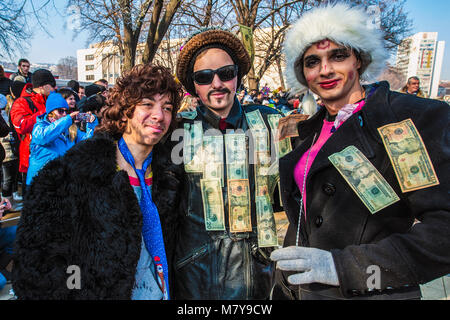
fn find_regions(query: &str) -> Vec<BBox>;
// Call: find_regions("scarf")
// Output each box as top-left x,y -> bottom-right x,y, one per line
118,137 -> 169,300
331,84 -> 378,133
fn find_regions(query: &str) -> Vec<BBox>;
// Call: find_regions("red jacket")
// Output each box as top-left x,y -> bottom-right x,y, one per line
10,84 -> 47,172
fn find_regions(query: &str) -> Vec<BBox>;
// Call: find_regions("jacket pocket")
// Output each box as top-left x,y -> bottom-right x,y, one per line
175,244 -> 208,270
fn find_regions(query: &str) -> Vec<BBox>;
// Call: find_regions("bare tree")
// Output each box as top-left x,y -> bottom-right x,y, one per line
0,0 -> 56,59
378,63 -> 406,91
230,0 -> 318,90
235,0 -> 412,90
68,0 -> 182,72
155,0 -> 234,70
350,0 -> 412,50
56,56 -> 78,80
0,1 -> 28,58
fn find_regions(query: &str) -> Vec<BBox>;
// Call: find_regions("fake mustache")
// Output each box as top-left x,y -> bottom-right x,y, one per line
207,88 -> 231,101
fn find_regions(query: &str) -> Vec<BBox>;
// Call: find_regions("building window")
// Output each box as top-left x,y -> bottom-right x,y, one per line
86,75 -> 95,81
85,54 -> 94,61
85,65 -> 94,71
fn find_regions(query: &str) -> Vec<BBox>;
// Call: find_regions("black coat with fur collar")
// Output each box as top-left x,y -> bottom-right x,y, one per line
12,133 -> 182,299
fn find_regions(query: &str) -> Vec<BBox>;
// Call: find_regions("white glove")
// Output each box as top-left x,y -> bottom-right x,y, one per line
270,246 -> 340,286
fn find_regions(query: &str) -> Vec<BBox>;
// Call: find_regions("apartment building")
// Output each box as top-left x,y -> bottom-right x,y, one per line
395,32 -> 445,98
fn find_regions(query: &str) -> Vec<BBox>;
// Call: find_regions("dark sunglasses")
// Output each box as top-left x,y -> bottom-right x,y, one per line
56,108 -> 67,114
192,65 -> 238,85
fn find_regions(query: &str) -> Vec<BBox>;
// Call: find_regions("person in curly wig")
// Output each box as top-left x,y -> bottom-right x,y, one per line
13,64 -> 184,300
96,63 -> 182,138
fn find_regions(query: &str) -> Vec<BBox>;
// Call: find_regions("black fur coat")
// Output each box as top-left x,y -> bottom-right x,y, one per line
12,133 -> 182,299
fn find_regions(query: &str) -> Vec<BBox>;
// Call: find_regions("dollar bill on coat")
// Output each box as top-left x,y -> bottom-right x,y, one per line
203,135 -> 224,186
225,133 -> 248,179
256,196 -> 278,247
329,145 -> 400,214
184,122 -> 203,173
377,119 -> 439,193
228,179 -> 252,232
200,178 -> 226,231
278,114 -> 309,141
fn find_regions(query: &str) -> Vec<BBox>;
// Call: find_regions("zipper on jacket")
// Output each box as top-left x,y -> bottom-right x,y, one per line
175,244 -> 208,270
245,240 -> 251,299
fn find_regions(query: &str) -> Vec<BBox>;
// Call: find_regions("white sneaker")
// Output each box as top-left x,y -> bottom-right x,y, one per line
12,192 -> 22,202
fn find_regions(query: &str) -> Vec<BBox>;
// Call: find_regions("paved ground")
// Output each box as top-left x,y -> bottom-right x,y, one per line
1,276 -> 449,300
1,211 -> 448,300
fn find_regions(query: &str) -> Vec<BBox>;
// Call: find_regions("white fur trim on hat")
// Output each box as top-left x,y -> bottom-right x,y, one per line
284,3 -> 389,91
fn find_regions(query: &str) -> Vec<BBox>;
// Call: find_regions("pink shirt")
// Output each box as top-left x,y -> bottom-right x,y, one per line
293,100 -> 365,218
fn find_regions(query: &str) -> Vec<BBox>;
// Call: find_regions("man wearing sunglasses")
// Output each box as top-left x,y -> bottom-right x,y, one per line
10,69 -> 56,192
173,28 -> 285,299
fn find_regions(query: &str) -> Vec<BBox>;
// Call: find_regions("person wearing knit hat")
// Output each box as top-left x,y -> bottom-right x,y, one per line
31,69 -> 56,93
85,83 -> 106,98
10,69 -> 55,186
173,27 -> 285,300
270,3 -> 450,300
26,92 -> 97,186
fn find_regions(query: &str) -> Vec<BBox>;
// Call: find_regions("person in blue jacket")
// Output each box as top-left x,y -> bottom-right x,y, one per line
26,92 -> 98,185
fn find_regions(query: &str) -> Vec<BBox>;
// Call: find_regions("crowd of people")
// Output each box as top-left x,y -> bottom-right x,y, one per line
0,65 -> 107,292
0,3 -> 448,301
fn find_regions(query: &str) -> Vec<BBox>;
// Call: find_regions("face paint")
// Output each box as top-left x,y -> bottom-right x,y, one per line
316,40 -> 331,50
348,71 -> 354,80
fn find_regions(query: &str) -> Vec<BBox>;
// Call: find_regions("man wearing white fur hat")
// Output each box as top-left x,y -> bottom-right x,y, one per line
270,3 -> 450,300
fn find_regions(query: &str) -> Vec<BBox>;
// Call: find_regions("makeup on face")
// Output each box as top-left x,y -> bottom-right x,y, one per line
316,39 -> 331,50
300,40 -> 363,110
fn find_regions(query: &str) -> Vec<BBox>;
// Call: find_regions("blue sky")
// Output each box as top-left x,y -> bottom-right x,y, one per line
13,0 -> 450,80
402,0 -> 450,79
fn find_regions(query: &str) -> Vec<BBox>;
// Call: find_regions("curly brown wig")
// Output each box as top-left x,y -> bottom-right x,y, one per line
96,63 -> 183,140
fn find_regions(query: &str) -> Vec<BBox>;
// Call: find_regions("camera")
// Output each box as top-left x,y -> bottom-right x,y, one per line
75,113 -> 92,122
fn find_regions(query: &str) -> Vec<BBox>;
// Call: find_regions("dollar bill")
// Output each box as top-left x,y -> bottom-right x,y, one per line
228,179 -> 252,232
267,114 -> 282,132
245,110 -> 267,132
225,133 -> 248,179
203,135 -> 224,186
377,119 -> 439,193
252,130 -> 269,152
255,175 -> 269,198
268,114 -> 292,158
278,114 -> 309,141
200,179 -> 226,231
184,122 -> 203,173
255,152 -> 271,176
278,139 -> 292,158
255,196 -> 278,247
329,146 -> 400,214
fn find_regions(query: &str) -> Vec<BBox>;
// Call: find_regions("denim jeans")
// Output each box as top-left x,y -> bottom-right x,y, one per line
0,225 -> 16,289
2,160 -> 19,197
0,225 -> 17,256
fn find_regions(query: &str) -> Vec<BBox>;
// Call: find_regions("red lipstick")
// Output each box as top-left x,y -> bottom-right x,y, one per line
319,79 -> 340,89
